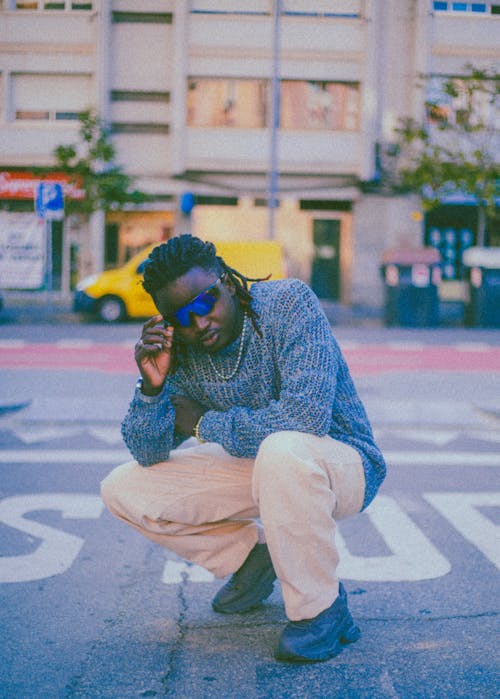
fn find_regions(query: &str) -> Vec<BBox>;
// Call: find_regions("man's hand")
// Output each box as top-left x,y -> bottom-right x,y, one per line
135,315 -> 174,395
171,395 -> 206,436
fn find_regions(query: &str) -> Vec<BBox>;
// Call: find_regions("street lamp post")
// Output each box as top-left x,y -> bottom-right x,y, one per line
268,0 -> 281,240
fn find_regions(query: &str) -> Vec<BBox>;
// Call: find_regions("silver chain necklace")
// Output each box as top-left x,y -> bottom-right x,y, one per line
205,314 -> 248,381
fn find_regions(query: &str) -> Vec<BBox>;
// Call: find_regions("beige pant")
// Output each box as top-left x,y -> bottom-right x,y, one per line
101,431 -> 365,620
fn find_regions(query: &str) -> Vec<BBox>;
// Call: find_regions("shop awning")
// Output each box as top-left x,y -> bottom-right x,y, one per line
173,170 -> 359,197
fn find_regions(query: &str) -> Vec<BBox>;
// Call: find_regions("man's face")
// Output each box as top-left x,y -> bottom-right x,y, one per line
154,266 -> 242,353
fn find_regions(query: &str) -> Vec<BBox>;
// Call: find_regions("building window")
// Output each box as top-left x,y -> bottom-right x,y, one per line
190,0 -> 269,14
187,79 -> 268,128
111,90 -> 170,103
281,81 -> 360,131
282,0 -> 361,18
12,73 -> 92,121
190,1 -> 361,17
432,1 -> 499,12
426,75 -> 499,130
111,11 -> 172,23
187,78 -> 360,131
111,123 -> 169,134
14,1 -> 92,9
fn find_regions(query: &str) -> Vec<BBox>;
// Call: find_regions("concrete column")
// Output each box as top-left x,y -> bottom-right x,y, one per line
93,0 -> 111,274
351,194 -> 422,307
412,0 -> 432,120
359,0 -> 381,180
88,209 -> 105,274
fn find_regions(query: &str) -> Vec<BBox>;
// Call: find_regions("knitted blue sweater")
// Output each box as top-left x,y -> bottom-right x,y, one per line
122,279 -> 386,509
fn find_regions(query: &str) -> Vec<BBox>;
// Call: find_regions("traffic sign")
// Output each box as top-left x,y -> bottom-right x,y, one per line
35,182 -> 64,220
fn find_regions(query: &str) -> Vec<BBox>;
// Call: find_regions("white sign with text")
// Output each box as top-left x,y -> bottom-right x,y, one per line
0,212 -> 45,289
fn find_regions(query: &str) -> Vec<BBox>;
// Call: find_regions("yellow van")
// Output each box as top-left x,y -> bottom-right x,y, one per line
74,239 -> 287,322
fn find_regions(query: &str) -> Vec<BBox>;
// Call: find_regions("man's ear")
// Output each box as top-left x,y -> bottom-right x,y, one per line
223,273 -> 237,296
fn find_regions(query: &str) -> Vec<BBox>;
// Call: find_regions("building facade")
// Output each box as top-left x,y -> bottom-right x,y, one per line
0,0 -> 499,303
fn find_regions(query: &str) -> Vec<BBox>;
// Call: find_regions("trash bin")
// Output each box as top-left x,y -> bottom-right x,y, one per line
462,246 -> 500,328
380,246 -> 441,327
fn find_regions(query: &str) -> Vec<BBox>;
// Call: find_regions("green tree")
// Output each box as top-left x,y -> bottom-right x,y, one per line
388,64 -> 500,247
53,109 -> 148,215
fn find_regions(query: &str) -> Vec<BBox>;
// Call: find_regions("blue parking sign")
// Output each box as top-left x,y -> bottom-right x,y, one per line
35,182 -> 65,220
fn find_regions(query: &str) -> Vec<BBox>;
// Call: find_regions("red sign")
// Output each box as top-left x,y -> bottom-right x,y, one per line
0,171 -> 85,200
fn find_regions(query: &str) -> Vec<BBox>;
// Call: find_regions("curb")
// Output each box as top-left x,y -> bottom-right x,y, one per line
0,292 -> 480,329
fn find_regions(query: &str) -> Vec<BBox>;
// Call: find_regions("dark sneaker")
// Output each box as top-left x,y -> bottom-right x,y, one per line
212,543 -> 277,614
275,582 -> 361,663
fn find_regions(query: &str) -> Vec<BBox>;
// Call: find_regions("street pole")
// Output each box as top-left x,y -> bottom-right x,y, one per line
268,0 -> 281,240
45,219 -> 52,314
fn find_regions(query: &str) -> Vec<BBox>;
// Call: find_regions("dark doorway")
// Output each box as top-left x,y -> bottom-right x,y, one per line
310,219 -> 341,300
105,222 -> 120,268
51,220 -> 64,291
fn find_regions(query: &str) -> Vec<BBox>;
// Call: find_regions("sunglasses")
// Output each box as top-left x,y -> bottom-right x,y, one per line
165,274 -> 225,327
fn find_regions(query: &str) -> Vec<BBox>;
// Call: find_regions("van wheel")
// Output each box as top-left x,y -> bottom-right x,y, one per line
97,296 -> 126,323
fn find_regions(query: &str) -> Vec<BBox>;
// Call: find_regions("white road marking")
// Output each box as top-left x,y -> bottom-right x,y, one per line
379,429 -> 460,447
338,341 -> 361,350
162,559 -> 214,584
467,430 -> 500,445
384,451 -> 500,467
0,493 -> 104,583
375,428 -> 500,447
1,339 -> 497,351
1,490 -> 497,584
87,427 -> 124,445
0,449 -> 130,463
337,495 -> 451,581
425,492 -> 500,570
0,449 -> 498,467
6,425 -> 124,446
11,426 -> 82,445
55,339 -> 94,348
0,340 -> 26,348
387,342 -> 425,350
454,343 -> 492,352
3,424 -> 500,449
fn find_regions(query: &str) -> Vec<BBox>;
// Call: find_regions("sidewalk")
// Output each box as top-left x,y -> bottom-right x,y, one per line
0,289 -> 469,328
0,290 -> 77,325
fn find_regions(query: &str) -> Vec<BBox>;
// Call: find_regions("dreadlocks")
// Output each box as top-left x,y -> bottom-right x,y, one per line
142,234 -> 265,336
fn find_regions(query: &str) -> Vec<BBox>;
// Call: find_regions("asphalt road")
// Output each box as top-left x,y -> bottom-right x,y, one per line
0,321 -> 499,698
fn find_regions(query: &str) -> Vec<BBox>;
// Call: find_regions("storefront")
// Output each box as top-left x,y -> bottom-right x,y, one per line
0,170 -> 178,292
188,195 -> 353,302
0,170 -> 84,293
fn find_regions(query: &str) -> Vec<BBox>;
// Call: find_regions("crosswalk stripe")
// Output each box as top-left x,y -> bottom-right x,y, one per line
55,339 -> 94,348
387,342 -> 425,350
0,449 -> 497,466
0,449 -> 130,463
1,339 -> 498,351
0,340 -> 26,348
162,560 -> 215,583
384,451 -> 499,466
454,343 -> 491,352
338,341 -> 361,350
